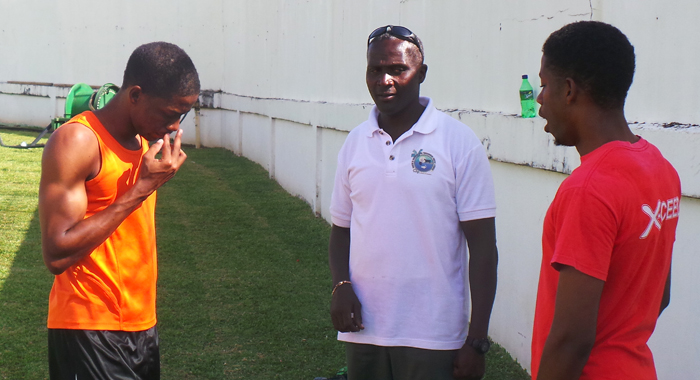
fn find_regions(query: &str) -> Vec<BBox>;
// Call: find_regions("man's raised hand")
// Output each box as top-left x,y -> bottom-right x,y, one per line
138,129 -> 188,194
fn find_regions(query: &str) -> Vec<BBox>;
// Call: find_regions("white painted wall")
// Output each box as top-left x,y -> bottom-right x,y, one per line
2,0 -> 699,377
240,112 -> 272,171
273,119 -> 317,206
488,161 -> 566,366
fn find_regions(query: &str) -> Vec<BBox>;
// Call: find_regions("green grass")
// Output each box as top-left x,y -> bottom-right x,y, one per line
0,129 -> 52,379
0,129 -> 529,379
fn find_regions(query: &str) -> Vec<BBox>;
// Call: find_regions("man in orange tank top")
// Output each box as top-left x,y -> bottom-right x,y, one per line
39,42 -> 200,379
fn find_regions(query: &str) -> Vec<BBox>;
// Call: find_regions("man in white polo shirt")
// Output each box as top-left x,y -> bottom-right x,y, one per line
329,25 -> 498,380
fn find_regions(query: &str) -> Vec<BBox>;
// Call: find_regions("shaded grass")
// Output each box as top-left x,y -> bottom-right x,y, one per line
0,129 -> 52,380
0,136 -> 529,379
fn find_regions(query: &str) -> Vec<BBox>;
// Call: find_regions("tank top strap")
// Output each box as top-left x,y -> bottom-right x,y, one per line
65,111 -> 147,158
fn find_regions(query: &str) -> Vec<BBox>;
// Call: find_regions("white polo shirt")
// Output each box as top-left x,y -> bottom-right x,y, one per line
330,97 -> 496,350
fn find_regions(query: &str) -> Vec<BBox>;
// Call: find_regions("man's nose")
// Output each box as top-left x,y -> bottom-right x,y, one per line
168,121 -> 180,132
380,73 -> 393,86
536,91 -> 543,105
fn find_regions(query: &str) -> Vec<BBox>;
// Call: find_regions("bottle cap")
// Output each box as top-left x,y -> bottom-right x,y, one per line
522,74 -> 528,79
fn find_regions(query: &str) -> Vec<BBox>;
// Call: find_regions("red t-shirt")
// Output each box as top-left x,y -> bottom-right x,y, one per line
531,138 -> 680,379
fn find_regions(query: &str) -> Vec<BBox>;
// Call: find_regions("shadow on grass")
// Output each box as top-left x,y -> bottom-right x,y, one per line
0,211 -> 53,379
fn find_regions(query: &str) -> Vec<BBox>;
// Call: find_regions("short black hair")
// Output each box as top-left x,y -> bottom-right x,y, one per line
122,42 -> 200,99
543,21 -> 635,109
369,33 -> 425,65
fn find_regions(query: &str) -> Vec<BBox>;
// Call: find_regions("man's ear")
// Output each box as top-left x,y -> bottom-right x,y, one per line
128,86 -> 143,105
564,78 -> 578,105
419,64 -> 428,84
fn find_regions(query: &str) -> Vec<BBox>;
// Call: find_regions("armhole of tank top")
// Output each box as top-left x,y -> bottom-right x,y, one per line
84,124 -> 104,183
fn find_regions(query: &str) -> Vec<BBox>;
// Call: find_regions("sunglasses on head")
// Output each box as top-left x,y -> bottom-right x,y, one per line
367,25 -> 423,56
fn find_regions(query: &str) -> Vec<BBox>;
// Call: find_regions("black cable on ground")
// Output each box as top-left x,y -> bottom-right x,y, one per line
0,123 -> 51,149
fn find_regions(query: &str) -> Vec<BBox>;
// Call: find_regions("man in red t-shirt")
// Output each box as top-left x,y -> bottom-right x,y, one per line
531,21 -> 680,379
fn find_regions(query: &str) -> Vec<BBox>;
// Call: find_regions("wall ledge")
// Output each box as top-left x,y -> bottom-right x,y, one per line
2,82 -> 698,198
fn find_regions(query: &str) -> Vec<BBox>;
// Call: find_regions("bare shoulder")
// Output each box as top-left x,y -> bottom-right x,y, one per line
42,122 -> 100,181
45,122 -> 98,151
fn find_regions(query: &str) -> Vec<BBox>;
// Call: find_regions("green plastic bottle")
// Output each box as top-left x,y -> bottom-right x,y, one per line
520,75 -> 536,118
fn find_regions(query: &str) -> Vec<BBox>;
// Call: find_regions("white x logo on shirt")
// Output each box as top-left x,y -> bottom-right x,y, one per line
640,200 -> 662,239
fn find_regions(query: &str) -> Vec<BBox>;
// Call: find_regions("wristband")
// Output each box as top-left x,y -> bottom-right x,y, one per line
332,280 -> 352,296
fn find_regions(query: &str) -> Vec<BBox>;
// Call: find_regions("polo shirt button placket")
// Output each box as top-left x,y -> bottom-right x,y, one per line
386,150 -> 399,175
379,130 -> 398,175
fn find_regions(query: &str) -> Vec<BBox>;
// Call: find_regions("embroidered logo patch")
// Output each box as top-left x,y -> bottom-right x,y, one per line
411,149 -> 436,174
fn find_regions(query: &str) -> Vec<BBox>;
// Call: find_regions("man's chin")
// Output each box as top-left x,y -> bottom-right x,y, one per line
374,102 -> 405,118
551,136 -> 574,147
544,125 -> 571,147
144,136 -> 161,142
143,133 -> 170,142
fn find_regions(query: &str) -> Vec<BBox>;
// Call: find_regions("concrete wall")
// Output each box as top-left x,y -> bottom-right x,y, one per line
2,0 -> 699,377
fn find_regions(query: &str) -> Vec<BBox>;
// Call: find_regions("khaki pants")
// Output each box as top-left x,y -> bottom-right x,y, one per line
346,342 -> 458,380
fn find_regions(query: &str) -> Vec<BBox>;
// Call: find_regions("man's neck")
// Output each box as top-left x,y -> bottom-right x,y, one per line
574,107 -> 638,156
377,99 -> 426,142
93,95 -> 141,150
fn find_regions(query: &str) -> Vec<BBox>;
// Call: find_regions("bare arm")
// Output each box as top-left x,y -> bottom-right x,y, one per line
329,224 -> 351,286
39,125 -> 187,275
453,217 -> 498,380
659,265 -> 671,316
536,265 -> 603,380
328,224 -> 363,332
461,217 -> 498,340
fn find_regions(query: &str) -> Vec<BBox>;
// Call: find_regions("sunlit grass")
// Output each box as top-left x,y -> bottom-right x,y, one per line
0,135 -> 528,379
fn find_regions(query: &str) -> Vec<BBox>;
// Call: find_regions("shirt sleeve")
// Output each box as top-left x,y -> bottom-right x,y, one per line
455,143 -> 497,221
329,138 -> 352,228
550,187 -> 617,281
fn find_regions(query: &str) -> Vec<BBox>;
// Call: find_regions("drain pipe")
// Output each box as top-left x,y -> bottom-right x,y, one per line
194,100 -> 201,149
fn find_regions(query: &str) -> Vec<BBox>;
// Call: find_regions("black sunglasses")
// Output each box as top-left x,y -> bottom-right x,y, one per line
179,110 -> 190,124
367,25 -> 423,56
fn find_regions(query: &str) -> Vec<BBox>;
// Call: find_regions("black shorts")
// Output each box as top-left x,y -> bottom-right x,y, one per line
48,326 -> 160,380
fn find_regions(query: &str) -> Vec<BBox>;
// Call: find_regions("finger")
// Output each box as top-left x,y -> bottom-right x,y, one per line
343,311 -> 359,332
172,128 -> 183,154
145,139 -> 164,160
354,304 -> 364,329
333,312 -> 350,332
331,305 -> 349,332
177,149 -> 188,167
175,130 -> 187,166
348,312 -> 357,331
161,133 -> 172,162
351,312 -> 362,332
340,312 -> 352,332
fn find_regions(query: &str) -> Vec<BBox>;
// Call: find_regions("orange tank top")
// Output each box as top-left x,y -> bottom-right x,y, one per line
47,111 -> 158,331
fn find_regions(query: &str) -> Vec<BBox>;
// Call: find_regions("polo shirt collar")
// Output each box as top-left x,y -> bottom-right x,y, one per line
365,97 -> 437,137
